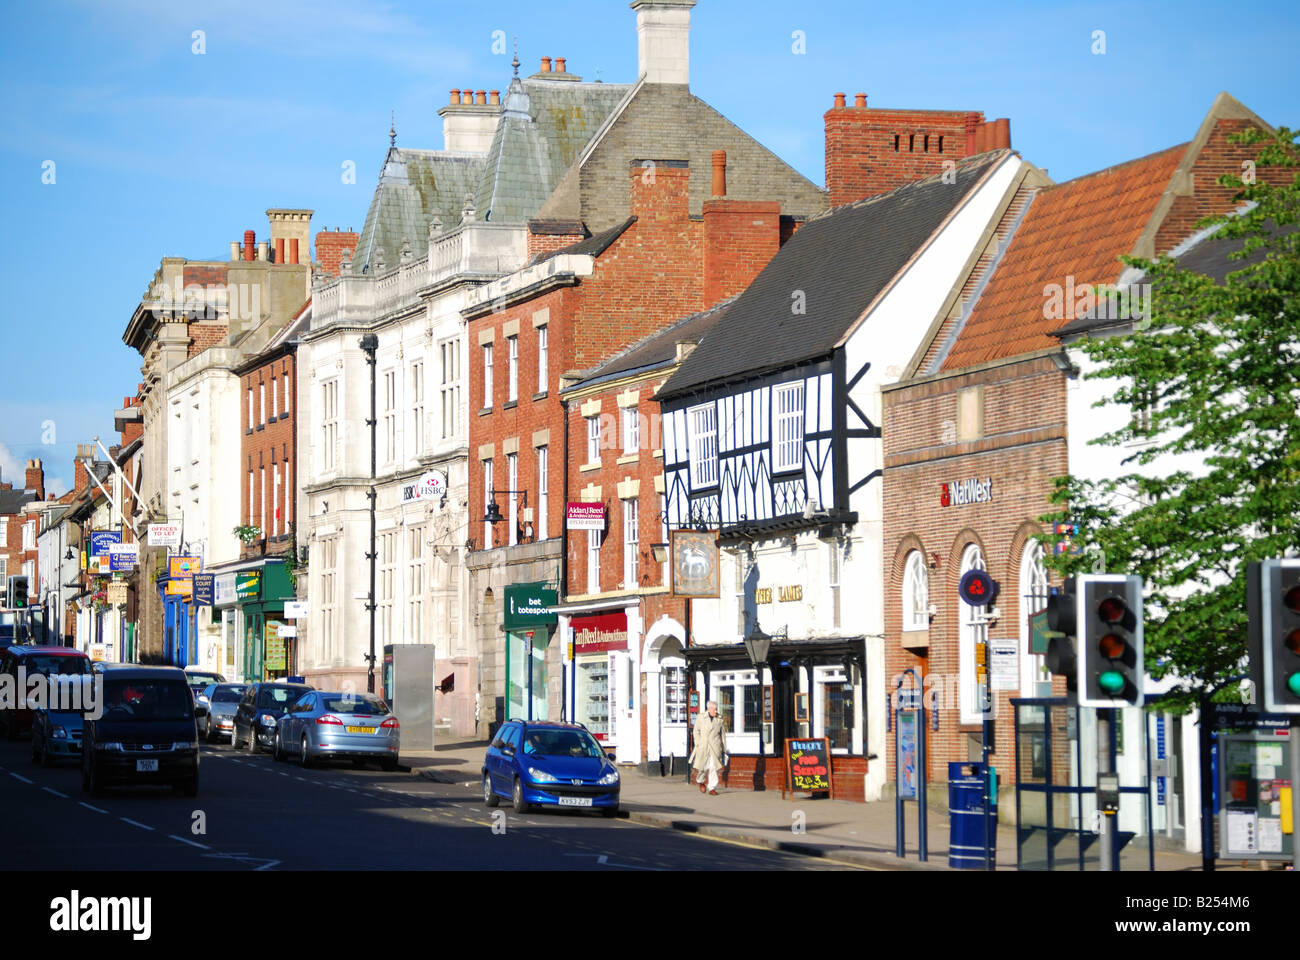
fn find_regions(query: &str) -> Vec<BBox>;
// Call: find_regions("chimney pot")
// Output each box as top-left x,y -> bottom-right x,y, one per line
833,92 -> 846,109
540,56 -> 551,72
230,241 -> 241,261
257,241 -> 269,261
289,238 -> 300,264
489,90 -> 500,105
556,58 -> 566,73
461,90 -> 473,105
275,237 -> 285,264
711,150 -> 727,197
993,117 -> 1011,150
243,230 -> 256,261
475,90 -> 486,105
450,89 -> 461,105
854,93 -> 867,108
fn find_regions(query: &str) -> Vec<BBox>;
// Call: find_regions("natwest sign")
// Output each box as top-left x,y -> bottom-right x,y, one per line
566,502 -> 606,531
940,477 -> 993,507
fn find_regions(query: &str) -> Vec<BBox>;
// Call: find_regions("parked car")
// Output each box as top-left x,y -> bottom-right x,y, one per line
31,705 -> 85,766
232,682 -> 313,754
184,668 -> 226,698
482,720 -> 619,816
0,645 -> 91,739
197,683 -> 247,742
274,691 -> 400,770
81,666 -> 201,796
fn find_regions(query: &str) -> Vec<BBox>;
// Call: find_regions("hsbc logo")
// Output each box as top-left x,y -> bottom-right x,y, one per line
940,477 -> 993,508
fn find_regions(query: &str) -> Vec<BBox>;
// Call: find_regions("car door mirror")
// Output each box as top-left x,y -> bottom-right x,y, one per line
502,746 -> 515,757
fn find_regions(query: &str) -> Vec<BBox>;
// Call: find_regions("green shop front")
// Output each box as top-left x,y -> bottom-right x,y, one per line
237,561 -> 296,682
503,582 -> 558,722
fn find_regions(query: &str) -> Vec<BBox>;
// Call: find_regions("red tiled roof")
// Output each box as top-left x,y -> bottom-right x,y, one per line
939,143 -> 1187,371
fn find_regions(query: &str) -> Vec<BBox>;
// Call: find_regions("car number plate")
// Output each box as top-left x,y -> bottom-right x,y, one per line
558,796 -> 593,807
136,759 -> 159,772
346,726 -> 374,734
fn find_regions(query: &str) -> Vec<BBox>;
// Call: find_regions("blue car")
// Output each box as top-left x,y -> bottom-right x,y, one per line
482,720 -> 620,817
32,707 -> 84,766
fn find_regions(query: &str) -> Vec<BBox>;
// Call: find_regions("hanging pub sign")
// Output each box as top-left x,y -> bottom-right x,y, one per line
939,477 -> 993,507
784,737 -> 832,796
401,469 -> 448,504
566,502 -> 606,531
671,529 -> 719,598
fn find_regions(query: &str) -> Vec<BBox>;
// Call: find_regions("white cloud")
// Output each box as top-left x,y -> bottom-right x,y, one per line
0,442 -> 25,489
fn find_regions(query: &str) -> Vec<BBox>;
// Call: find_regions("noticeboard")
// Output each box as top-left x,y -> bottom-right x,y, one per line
898,711 -> 918,800
785,737 -> 832,796
1218,730 -> 1293,860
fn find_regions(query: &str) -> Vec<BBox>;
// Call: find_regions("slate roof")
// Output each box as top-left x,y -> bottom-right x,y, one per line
529,217 -> 636,267
571,295 -> 739,388
937,144 -> 1186,371
658,151 -> 1010,400
0,487 -> 36,516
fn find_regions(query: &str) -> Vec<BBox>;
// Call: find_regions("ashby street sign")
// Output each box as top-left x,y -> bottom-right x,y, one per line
503,582 -> 558,631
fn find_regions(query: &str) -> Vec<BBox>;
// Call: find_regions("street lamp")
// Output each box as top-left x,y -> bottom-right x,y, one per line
360,333 -> 379,693
743,622 -> 773,791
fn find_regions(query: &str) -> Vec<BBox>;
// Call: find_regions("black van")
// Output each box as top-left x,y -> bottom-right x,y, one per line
82,666 -> 201,797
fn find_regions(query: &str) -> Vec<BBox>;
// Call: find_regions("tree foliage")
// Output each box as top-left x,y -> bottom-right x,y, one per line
1041,125 -> 1300,711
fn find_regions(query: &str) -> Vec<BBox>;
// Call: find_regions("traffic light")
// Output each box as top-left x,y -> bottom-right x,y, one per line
8,575 -> 29,609
1043,579 -> 1078,693
1077,574 -> 1144,707
1248,559 -> 1300,714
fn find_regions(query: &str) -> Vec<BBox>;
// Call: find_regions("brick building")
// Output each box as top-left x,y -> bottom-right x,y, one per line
881,93 -> 1283,845
462,154 -> 787,757
1,460 -> 45,627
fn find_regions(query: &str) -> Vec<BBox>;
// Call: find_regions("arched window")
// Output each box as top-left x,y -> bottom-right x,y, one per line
902,550 -> 929,632
958,543 -> 987,724
1019,540 -> 1050,694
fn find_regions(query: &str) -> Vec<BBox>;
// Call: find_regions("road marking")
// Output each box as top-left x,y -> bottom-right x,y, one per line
202,852 -> 281,870
120,817 -> 154,831
295,777 -> 308,782
42,786 -> 68,798
170,834 -> 210,850
10,773 -> 33,784
79,802 -> 107,814
278,772 -> 290,777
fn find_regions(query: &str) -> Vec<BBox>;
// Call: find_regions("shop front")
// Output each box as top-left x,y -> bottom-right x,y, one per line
502,582 -> 558,722
235,562 -> 295,682
213,571 -> 242,681
157,555 -> 202,667
557,602 -> 644,764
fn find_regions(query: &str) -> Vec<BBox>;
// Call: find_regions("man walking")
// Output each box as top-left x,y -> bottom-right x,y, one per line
689,700 -> 727,795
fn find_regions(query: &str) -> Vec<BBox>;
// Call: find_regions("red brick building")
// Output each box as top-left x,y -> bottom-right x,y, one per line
1,459 -> 45,606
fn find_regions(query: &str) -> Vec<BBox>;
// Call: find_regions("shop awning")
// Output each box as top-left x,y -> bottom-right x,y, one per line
685,635 -> 866,667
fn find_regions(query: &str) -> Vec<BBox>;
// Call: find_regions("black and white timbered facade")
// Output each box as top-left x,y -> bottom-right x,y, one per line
653,150 -> 1027,800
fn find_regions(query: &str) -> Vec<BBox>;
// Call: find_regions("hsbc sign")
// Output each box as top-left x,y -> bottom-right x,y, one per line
940,477 -> 993,508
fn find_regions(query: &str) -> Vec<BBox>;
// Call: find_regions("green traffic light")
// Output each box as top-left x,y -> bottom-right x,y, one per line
1099,671 -> 1125,695
1288,673 -> 1300,698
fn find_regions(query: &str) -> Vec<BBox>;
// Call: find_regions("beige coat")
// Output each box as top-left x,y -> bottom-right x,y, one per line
689,711 -> 727,770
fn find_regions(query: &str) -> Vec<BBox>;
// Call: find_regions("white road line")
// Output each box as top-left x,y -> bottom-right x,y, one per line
79,802 -> 108,814
42,787 -> 68,798
295,777 -> 308,782
120,817 -> 154,831
169,834 -> 210,850
10,773 -> 33,783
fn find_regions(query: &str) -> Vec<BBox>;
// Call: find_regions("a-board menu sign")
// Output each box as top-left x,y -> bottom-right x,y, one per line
785,737 -> 832,795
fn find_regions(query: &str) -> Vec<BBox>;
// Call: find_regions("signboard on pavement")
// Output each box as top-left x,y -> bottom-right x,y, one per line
148,523 -> 181,548
785,737 -> 832,795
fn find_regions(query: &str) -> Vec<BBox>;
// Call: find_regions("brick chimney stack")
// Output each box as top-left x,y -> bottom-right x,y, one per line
24,459 -> 44,501
315,228 -> 360,277
703,150 -> 780,306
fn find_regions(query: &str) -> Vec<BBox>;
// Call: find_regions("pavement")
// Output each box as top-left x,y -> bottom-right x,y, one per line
406,738 -> 1215,871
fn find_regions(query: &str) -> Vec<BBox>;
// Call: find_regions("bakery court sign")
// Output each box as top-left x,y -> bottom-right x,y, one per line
940,477 -> 993,508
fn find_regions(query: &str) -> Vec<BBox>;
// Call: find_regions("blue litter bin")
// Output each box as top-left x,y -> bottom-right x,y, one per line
948,762 -> 997,869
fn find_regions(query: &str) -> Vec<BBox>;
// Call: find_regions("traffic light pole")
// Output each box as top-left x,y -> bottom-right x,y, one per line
1097,709 -> 1113,871
1293,718 -> 1300,871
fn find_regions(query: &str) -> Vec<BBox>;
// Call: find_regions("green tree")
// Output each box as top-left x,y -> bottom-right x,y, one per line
1042,126 -> 1300,712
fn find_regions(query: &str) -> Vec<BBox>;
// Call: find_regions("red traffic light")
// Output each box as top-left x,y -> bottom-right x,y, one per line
1284,584 -> 1300,615
1285,628 -> 1300,657
1097,596 -> 1127,624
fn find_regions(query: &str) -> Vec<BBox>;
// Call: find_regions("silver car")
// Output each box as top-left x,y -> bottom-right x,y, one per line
197,683 -> 248,742
274,691 -> 400,771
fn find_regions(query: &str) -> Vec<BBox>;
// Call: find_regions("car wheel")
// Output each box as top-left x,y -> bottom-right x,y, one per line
273,731 -> 283,762
602,803 -> 619,819
248,729 -> 260,754
512,777 -> 529,814
381,756 -> 398,772
300,735 -> 313,769
483,772 -> 499,807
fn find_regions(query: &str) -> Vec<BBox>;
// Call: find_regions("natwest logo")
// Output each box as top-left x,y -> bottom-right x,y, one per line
940,477 -> 993,507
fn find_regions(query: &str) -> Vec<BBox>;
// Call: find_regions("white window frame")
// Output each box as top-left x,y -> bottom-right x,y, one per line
1019,540 -> 1050,695
408,526 -> 424,643
958,543 -> 988,724
536,446 -> 548,541
283,455 -> 292,528
22,520 -> 36,551
441,339 -> 460,440
711,669 -> 761,748
813,664 -> 855,754
272,464 -> 281,537
247,387 -> 253,429
271,374 -> 278,419
283,367 -> 291,417
383,369 -> 397,464
248,470 -> 254,525
507,335 -> 518,403
587,529 -> 602,594
622,406 -> 639,455
482,343 -> 493,410
689,403 -> 718,488
537,325 -> 548,394
773,382 -> 804,473
322,379 -> 338,470
586,416 -> 601,465
259,466 -> 266,534
902,550 -> 929,632
622,498 -> 639,589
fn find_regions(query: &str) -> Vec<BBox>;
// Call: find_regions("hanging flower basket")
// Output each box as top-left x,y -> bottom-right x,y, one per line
234,525 -> 263,545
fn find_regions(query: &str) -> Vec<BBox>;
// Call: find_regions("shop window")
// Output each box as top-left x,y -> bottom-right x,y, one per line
816,666 -> 853,751
663,661 -> 687,725
712,670 -> 760,735
1019,540 -> 1050,695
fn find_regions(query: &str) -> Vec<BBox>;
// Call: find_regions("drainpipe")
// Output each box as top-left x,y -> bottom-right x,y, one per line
560,396 -> 570,721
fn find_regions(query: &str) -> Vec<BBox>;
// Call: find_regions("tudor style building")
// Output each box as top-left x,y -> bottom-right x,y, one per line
658,144 -> 1028,800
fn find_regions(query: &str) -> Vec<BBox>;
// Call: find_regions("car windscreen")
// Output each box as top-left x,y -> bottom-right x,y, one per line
320,695 -> 388,716
522,729 -> 605,758
258,686 -> 306,709
102,679 -> 193,721
212,687 -> 245,703
188,674 -> 222,685
24,655 -> 90,677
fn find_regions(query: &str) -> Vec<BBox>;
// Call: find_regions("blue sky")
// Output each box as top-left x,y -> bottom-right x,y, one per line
1,0 -> 1297,495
